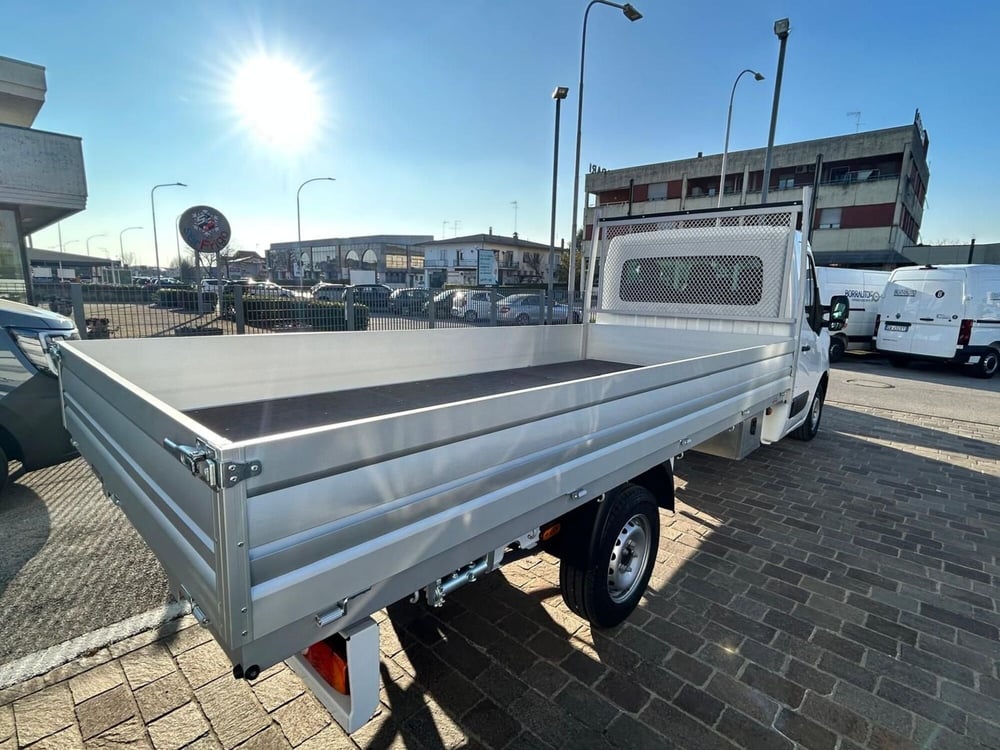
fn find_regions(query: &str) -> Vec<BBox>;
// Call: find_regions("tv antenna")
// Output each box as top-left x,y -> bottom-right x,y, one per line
847,111 -> 863,133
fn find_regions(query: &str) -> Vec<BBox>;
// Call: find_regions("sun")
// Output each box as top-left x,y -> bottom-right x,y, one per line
230,55 -> 322,152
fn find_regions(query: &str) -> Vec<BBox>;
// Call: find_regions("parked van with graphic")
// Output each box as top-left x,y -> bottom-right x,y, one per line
874,264 -> 1000,378
816,267 -> 890,361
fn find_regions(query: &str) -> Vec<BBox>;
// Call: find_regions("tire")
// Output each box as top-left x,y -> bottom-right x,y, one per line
829,336 -> 846,363
464,310 -> 478,322
973,349 -> 999,379
0,445 -> 8,495
792,384 -> 825,441
515,313 -> 530,325
559,484 -> 660,628
889,356 -> 909,369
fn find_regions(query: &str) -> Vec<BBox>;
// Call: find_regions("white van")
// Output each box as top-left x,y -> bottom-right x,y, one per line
816,267 -> 890,361
874,264 -> 1000,378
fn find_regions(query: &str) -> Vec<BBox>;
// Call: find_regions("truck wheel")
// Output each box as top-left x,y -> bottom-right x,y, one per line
829,336 -> 846,363
464,310 -> 477,322
974,349 -> 999,379
515,313 -> 530,325
792,384 -> 825,441
559,484 -> 659,628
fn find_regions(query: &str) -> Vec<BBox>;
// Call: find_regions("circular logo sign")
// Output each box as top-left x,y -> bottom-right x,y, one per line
935,290 -> 945,298
179,205 -> 231,254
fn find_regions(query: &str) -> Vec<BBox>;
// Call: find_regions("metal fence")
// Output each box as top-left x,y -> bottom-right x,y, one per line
31,282 -> 584,340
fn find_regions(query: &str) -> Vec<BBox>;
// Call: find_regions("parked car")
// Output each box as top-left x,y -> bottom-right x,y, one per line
0,299 -> 80,494
312,283 -> 347,302
425,289 -> 462,317
144,277 -> 190,290
497,293 -> 579,325
388,288 -> 432,315
451,289 -> 503,322
244,280 -> 305,298
200,278 -> 224,293
350,284 -> 393,312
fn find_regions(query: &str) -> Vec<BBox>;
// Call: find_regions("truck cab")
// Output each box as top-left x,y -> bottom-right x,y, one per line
0,299 -> 79,493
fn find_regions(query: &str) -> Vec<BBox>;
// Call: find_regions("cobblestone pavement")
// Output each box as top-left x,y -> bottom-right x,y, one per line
1,401 -> 998,749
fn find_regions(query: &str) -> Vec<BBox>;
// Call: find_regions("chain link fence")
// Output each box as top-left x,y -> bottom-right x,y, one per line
30,281 -> 583,340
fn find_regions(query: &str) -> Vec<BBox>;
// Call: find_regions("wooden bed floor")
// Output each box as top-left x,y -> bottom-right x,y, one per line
185,359 -> 637,440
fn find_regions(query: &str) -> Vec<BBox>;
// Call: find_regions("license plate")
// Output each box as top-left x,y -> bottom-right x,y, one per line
884,323 -> 907,332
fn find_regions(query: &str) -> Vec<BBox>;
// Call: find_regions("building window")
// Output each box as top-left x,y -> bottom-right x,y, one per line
778,176 -> 795,190
818,208 -> 842,229
828,166 -> 849,183
648,182 -> 668,201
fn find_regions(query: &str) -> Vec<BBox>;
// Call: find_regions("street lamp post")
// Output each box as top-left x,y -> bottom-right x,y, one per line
761,18 -> 790,204
297,177 -> 336,286
548,86 -> 569,325
63,240 -> 80,253
151,182 -> 186,280
568,0 -> 643,308
86,233 -> 106,257
119,226 -> 142,284
718,69 -> 765,207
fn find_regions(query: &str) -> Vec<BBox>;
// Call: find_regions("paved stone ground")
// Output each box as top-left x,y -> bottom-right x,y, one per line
1,401 -> 998,749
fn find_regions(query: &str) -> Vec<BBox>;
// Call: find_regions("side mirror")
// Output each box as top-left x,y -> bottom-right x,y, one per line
825,294 -> 850,332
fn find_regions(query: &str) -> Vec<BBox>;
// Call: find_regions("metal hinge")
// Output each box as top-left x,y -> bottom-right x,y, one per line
163,438 -> 262,490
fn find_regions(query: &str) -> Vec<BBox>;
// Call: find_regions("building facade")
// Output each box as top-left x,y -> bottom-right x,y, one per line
1,56 -> 87,302
584,112 -> 931,268
417,232 -> 553,287
267,234 -> 432,286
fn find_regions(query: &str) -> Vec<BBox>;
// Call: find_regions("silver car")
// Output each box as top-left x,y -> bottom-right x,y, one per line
497,293 -> 579,325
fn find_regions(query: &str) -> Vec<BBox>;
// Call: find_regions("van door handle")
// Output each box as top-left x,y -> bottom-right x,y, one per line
801,345 -> 811,352
919,317 -> 933,322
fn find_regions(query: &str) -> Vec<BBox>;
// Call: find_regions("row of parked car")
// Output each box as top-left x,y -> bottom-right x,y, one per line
310,285 -> 581,324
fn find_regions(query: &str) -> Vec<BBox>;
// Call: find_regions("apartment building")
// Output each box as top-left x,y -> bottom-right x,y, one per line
416,232 -> 554,287
584,112 -> 930,268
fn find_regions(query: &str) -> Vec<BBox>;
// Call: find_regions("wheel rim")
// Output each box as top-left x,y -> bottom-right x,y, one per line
516,314 -> 529,325
809,393 -> 822,431
985,353 -> 999,375
606,513 -> 652,604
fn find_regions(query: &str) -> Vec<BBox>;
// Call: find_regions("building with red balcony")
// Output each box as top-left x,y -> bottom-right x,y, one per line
584,112 -> 930,268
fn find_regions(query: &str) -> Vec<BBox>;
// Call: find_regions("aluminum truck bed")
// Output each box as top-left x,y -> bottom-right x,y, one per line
186,359 -> 637,441
58,323 -> 793,674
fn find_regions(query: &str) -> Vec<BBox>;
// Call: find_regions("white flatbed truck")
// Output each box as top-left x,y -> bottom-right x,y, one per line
55,196 -> 846,731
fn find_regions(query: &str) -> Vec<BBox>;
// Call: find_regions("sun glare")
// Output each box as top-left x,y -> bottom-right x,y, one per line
230,55 -> 322,152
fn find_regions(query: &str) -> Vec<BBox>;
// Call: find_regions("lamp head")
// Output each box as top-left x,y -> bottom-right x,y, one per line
622,4 -> 642,21
774,18 -> 790,39
552,86 -> 569,100
753,71 -> 765,81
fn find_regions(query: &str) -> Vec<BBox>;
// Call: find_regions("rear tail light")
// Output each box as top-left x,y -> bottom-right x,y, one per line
958,319 -> 973,346
304,635 -> 350,694
500,306 -> 510,313
873,314 -> 881,338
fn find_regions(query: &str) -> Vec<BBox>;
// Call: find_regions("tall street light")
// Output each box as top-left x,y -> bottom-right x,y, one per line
548,86 -> 569,325
568,0 -> 642,307
63,240 -> 80,253
86,233 -> 106,257
151,182 -> 186,279
718,69 -> 765,207
119,226 -> 143,270
297,177 -> 335,285
761,18 -> 790,204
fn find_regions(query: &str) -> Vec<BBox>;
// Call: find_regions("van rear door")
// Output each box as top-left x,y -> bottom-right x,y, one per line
879,271 -> 965,358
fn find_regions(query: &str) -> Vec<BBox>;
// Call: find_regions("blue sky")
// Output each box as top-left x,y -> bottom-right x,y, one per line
10,0 -> 998,268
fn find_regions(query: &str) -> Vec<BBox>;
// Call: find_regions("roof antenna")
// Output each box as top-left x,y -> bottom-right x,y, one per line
847,111 -> 862,133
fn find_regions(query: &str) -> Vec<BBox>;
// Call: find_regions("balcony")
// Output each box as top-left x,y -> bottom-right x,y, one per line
0,123 -> 87,232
